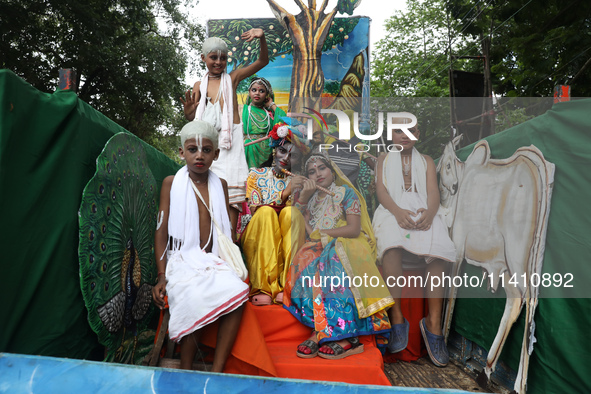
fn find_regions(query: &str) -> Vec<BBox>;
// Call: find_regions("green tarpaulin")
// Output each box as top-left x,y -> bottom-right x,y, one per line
0,69 -> 179,359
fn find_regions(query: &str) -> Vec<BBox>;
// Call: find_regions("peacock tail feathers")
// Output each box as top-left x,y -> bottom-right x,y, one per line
79,132 -> 158,364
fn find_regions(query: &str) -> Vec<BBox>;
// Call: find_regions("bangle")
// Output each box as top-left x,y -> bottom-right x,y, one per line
157,271 -> 165,277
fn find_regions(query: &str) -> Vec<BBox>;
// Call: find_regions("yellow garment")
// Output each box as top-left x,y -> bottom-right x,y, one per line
241,206 -> 304,302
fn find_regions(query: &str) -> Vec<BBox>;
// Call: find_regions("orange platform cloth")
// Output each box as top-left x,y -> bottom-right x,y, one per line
202,302 -> 391,386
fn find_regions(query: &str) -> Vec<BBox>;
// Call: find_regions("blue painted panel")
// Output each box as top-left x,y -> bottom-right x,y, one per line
1,353 -> 470,394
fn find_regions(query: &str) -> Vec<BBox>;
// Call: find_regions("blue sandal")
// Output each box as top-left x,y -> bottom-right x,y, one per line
388,317 -> 409,353
420,318 -> 449,367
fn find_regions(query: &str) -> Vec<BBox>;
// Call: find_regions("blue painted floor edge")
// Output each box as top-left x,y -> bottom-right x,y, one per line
0,352 -> 470,393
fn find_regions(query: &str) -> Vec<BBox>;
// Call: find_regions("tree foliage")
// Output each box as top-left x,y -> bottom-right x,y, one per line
450,0 -> 591,97
373,0 -> 591,98
371,0 -> 479,98
0,0 -> 204,147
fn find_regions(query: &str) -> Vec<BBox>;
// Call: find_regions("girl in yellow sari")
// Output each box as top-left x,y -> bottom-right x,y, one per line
284,154 -> 394,360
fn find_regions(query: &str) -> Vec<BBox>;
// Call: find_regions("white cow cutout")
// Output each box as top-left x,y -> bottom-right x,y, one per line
437,135 -> 555,394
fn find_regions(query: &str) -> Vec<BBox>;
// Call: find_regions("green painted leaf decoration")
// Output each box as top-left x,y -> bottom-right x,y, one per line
337,0 -> 362,16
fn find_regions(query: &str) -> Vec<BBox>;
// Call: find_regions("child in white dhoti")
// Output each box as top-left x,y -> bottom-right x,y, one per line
152,120 -> 249,371
372,125 -> 456,367
180,30 -> 270,237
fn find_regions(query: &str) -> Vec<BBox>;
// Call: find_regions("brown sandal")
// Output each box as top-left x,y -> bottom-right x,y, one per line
318,337 -> 364,360
296,339 -> 319,359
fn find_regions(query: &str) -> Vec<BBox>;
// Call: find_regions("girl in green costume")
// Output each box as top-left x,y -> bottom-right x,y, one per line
242,77 -> 286,168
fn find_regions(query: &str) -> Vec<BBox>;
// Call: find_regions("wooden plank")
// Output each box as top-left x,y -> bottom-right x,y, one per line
385,358 -> 498,393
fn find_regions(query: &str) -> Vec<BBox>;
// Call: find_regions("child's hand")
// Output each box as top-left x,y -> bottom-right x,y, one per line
152,278 -> 167,310
249,204 -> 259,214
414,208 -> 434,231
298,178 -> 316,204
179,88 -> 198,119
242,28 -> 264,42
394,208 -> 418,230
290,175 -> 307,191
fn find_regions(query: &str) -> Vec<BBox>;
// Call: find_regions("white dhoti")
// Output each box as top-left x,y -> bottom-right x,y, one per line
166,251 -> 248,342
210,122 -> 248,206
373,192 -> 456,264
373,148 -> 456,266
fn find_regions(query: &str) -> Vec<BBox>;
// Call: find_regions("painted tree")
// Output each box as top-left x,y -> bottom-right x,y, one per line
266,0 -> 362,112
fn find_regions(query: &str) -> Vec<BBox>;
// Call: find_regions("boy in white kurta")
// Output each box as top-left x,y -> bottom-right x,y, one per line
180,31 -> 270,238
152,120 -> 248,371
373,125 -> 456,368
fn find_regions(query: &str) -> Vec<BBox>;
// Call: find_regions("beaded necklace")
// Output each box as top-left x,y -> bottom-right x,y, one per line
246,105 -> 271,141
308,183 -> 340,230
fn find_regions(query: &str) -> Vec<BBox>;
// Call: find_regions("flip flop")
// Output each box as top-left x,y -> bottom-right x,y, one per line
296,339 -> 319,359
318,337 -> 364,360
251,294 -> 272,306
420,318 -> 449,367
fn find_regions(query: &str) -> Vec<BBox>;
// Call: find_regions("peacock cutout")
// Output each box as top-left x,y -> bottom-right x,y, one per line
79,132 -> 158,364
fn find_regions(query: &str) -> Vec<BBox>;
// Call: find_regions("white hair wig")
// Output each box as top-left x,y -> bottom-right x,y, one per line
180,120 -> 219,150
201,37 -> 228,56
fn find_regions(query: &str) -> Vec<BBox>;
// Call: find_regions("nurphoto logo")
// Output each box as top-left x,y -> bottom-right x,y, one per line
299,108 -> 417,153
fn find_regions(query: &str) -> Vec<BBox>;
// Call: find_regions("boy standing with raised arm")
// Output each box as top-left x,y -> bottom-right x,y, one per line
181,29 -> 269,236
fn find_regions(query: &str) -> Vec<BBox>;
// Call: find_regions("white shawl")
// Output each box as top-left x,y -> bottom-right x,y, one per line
167,166 -> 232,261
382,147 -> 428,204
196,71 -> 233,149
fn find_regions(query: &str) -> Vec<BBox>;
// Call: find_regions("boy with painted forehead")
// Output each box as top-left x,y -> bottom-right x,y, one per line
181,30 -> 269,235
152,120 -> 249,372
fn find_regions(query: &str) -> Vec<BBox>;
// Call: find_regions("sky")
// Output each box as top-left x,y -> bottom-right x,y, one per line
186,0 -> 406,84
